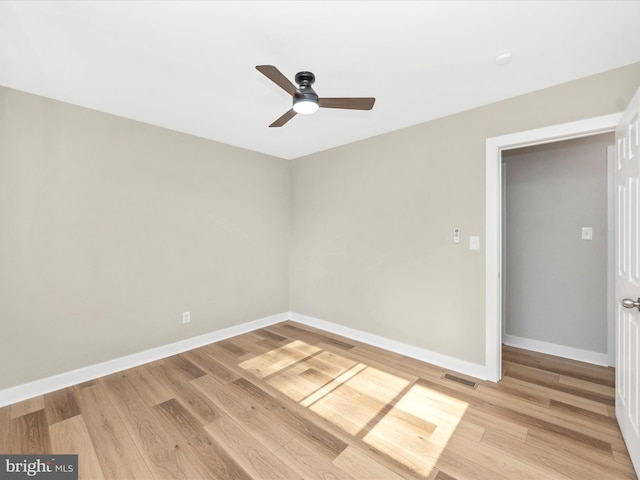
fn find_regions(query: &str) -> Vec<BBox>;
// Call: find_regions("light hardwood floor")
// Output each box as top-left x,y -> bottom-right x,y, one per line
0,321 -> 637,479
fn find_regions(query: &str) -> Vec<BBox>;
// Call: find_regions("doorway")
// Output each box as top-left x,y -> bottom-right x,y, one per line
501,133 -> 613,367
485,113 -> 622,382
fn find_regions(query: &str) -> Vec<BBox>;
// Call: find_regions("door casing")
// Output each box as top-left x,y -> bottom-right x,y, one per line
485,113 -> 622,382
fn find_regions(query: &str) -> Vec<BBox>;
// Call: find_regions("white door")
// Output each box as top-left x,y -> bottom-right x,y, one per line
616,86 -> 640,475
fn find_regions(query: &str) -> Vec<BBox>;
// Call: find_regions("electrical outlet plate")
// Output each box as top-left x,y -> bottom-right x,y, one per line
182,311 -> 191,324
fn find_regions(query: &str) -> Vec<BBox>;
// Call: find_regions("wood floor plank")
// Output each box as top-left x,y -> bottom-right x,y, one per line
306,374 -> 440,443
0,405 -> 11,452
331,445 -> 411,480
446,370 -> 617,443
204,412 -> 303,480
460,408 -> 528,443
107,458 -> 156,480
504,361 -> 615,405
524,428 -> 637,479
9,409 -> 51,454
435,448 -> 512,480
346,344 -> 442,382
343,364 -> 417,402
238,339 -> 322,379
10,396 -> 44,419
265,360 -> 329,402
231,376 -> 348,460
120,365 -> 174,407
49,415 -> 105,480
276,322 -> 356,350
147,358 -> 219,424
192,374 -> 294,453
274,435 -> 356,480
445,430 -> 561,480
503,345 -> 615,387
200,343 -> 286,398
181,348 -> 239,384
418,376 -> 614,454
474,382 -> 621,444
433,470 -> 457,480
215,338 -> 250,357
481,376 -> 551,407
153,398 -> 252,480
225,333 -> 277,358
476,429 -> 579,480
44,387 -> 81,425
559,372 -> 616,395
300,348 -> 362,377
360,424 -> 452,479
309,384 -> 393,437
74,382 -> 153,479
613,445 -> 638,473
549,398 -> 619,427
252,327 -> 288,343
299,362 -> 368,408
250,375 -> 431,480
102,371 -> 209,480
167,354 -> 207,379
496,375 -> 612,417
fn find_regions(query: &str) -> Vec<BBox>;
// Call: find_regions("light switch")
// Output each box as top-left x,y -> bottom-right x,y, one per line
582,227 -> 593,240
470,236 -> 480,250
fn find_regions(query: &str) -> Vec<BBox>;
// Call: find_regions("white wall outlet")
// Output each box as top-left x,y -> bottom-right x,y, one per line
469,236 -> 480,250
182,311 -> 191,324
581,227 -> 593,240
453,227 -> 461,244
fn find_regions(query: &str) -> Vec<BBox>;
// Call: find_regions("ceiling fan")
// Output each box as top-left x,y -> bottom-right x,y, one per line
256,65 -> 376,127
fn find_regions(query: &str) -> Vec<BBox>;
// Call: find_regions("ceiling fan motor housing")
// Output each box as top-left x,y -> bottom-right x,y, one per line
293,71 -> 319,112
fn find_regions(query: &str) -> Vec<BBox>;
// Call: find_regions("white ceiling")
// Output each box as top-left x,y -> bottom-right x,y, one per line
1,1 -> 639,160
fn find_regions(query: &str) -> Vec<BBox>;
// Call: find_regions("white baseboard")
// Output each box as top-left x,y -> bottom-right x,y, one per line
288,311 -> 488,380
503,334 -> 610,366
0,312 -> 288,408
1,310 -> 492,408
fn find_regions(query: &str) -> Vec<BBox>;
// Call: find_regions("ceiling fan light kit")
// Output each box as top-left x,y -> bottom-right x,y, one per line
293,99 -> 319,114
292,71 -> 319,114
256,65 -> 375,127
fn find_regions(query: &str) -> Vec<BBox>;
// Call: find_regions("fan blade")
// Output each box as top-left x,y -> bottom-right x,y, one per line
319,97 -> 375,110
256,65 -> 297,96
269,109 -> 297,128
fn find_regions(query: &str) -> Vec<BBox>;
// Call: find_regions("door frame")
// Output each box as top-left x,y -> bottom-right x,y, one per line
485,113 -> 622,382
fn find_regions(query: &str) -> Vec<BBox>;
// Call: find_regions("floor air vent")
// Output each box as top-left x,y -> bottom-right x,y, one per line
442,373 -> 478,389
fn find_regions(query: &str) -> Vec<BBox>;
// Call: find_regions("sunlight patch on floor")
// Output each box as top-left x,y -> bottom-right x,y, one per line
238,340 -> 321,378
238,339 -> 469,476
361,383 -> 469,475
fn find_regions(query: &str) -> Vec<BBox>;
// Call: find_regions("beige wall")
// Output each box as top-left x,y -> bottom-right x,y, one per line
290,62 -> 640,366
2,62 -> 640,391
0,87 -> 290,390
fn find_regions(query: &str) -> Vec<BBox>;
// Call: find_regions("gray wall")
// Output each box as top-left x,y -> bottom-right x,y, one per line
290,63 -> 640,366
0,87 -> 290,390
503,134 -> 613,353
